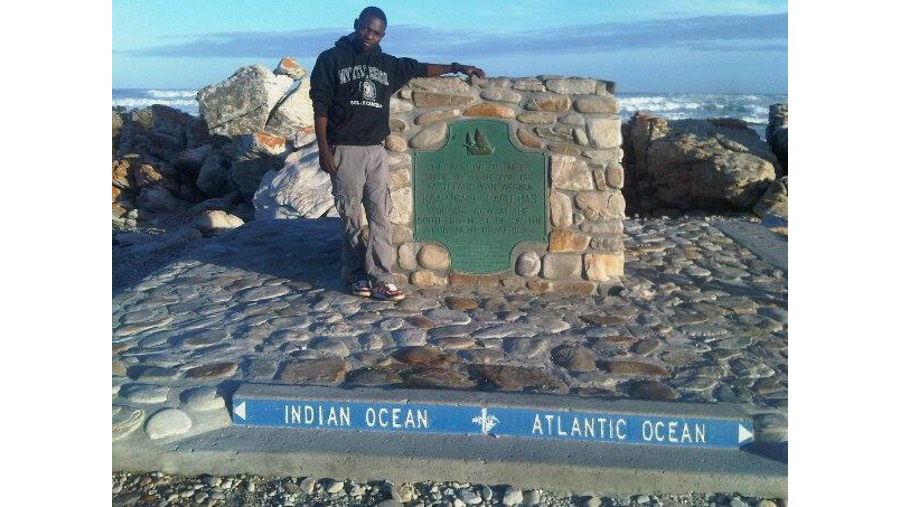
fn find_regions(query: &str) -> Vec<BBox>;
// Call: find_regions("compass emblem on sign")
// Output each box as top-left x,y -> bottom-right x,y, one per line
361,79 -> 377,101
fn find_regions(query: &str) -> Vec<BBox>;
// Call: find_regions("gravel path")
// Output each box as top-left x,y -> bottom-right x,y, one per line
111,471 -> 784,507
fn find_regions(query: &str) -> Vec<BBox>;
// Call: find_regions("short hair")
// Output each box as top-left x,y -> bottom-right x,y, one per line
359,6 -> 387,26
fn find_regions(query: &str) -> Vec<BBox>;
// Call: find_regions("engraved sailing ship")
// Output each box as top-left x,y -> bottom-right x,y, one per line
464,128 -> 494,155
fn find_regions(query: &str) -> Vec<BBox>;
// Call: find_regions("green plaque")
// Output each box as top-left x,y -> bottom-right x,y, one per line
413,119 -> 547,274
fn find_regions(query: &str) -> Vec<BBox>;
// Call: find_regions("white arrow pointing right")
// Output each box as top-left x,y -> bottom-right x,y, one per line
234,401 -> 246,420
738,423 -> 754,444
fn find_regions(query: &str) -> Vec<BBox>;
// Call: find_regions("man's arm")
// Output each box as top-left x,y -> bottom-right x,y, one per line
424,63 -> 486,79
314,116 -> 337,175
310,53 -> 338,175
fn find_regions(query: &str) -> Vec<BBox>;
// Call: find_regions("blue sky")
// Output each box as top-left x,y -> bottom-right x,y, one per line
112,0 -> 787,93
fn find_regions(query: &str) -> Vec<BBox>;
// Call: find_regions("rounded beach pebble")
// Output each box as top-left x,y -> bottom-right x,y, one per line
180,386 -> 226,412
145,408 -> 192,439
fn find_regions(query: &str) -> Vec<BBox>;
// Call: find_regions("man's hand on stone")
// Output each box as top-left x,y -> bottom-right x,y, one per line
461,65 -> 486,79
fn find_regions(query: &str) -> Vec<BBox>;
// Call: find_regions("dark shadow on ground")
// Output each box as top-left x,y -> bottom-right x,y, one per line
181,218 -> 346,293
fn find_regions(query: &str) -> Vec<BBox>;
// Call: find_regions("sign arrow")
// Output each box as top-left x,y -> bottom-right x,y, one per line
234,401 -> 246,420
738,424 -> 754,444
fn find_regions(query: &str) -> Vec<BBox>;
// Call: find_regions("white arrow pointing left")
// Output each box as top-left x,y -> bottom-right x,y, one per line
738,424 -> 754,443
234,401 -> 246,420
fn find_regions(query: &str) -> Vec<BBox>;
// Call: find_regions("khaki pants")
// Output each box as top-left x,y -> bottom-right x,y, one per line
330,145 -> 395,285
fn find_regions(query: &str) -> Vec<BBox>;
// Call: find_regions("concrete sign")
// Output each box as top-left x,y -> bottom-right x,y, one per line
232,394 -> 754,450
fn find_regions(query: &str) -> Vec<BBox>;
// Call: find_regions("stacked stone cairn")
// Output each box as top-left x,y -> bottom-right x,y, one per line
382,76 -> 626,295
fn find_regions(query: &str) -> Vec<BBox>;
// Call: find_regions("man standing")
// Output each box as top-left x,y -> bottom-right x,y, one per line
310,6 -> 485,301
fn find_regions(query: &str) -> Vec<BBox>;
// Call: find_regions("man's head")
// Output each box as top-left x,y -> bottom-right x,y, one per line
352,6 -> 387,53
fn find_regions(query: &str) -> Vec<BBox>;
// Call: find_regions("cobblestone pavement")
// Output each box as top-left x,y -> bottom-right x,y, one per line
113,215 -> 787,445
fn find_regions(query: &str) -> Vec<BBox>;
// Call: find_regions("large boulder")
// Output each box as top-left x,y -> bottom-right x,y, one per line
116,105 -> 209,162
753,176 -> 788,219
229,132 -> 290,199
766,103 -> 788,174
265,77 -> 315,138
624,113 -> 779,212
193,209 -> 245,236
253,143 -> 335,219
197,64 -> 294,138
196,152 -> 232,197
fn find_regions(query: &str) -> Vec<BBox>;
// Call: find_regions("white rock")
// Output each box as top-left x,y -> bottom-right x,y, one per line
181,386 -> 226,412
145,408 -> 192,439
502,487 -> 523,506
266,78 -> 315,138
112,406 -> 144,441
121,384 -> 170,404
585,117 -> 622,149
253,144 -> 335,219
193,210 -> 245,236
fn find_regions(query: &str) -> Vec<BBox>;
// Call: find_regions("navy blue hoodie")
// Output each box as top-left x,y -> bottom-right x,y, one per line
310,34 -> 427,146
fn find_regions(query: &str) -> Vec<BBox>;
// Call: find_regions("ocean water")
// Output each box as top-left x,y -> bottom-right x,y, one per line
112,89 -> 787,138
618,92 -> 787,138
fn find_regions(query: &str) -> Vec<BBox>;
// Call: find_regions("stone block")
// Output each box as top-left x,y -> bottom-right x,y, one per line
574,96 -> 619,114
606,162 -> 625,189
585,118 -> 622,149
413,91 -> 476,108
524,93 -> 571,112
410,270 -> 448,287
559,113 -> 585,126
500,276 -> 526,290
608,191 -> 626,218
417,244 -> 451,270
584,253 -> 625,281
480,89 -> 522,103
409,122 -> 448,150
517,112 -> 557,124
575,191 -> 624,220
515,251 -> 541,277
527,279 -> 597,295
583,148 -> 624,165
512,79 -> 546,92
549,191 -> 573,227
415,110 -> 461,125
389,187 -> 412,225
385,134 -> 407,152
550,156 -> 594,190
409,77 -> 473,94
387,151 -> 412,168
548,144 -> 582,156
549,230 -> 590,252
389,165 -> 411,191
516,128 -> 543,149
545,78 -> 597,94
579,220 -> 624,235
591,167 -> 608,191
463,103 -> 516,118
541,254 -> 582,279
398,243 -> 419,270
392,225 -> 413,244
590,235 -> 624,252
390,99 -> 414,113
449,273 -> 501,287
534,126 -> 574,142
389,118 -> 407,132
470,76 -> 512,88
574,128 -> 589,145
